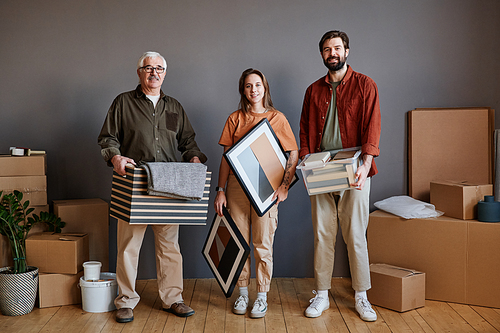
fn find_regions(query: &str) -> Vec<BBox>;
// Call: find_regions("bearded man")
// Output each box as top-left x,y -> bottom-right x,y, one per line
299,30 -> 381,322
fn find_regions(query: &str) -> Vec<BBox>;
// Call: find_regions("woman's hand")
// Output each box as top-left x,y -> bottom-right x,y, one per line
214,191 -> 227,216
272,184 -> 289,207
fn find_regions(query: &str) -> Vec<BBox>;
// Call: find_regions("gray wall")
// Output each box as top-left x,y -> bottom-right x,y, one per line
1,0 -> 499,279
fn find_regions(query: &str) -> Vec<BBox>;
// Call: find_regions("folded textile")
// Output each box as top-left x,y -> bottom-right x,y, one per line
141,162 -> 207,200
374,195 -> 444,219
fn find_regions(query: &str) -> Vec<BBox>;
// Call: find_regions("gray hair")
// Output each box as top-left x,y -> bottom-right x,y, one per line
137,51 -> 167,70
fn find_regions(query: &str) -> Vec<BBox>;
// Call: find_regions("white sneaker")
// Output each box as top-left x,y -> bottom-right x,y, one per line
355,297 -> 377,322
249,298 -> 267,318
233,295 -> 249,315
305,290 -> 330,318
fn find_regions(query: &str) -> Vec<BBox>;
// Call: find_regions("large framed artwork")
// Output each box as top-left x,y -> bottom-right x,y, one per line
202,207 -> 250,298
224,118 -> 298,217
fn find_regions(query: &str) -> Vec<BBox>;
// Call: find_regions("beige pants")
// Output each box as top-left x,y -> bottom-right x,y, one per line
226,174 -> 278,292
310,178 -> 371,292
114,219 -> 183,309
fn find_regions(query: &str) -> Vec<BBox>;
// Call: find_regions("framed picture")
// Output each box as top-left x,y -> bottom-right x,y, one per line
224,118 -> 298,217
202,207 -> 250,298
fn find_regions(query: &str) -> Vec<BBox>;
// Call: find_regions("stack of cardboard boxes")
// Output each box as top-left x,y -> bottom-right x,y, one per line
0,154 -> 48,267
0,154 -> 111,308
26,198 -> 109,308
26,232 -> 89,308
368,107 -> 499,310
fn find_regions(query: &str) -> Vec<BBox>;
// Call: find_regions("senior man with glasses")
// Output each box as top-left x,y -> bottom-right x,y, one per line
98,51 -> 207,323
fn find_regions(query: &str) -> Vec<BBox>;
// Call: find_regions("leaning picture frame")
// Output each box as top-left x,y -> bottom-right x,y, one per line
202,207 -> 250,298
224,118 -> 298,217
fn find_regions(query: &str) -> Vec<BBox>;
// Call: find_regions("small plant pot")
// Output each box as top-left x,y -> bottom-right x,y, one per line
0,266 -> 39,316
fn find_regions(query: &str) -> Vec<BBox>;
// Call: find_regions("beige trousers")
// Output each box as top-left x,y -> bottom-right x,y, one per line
226,174 -> 278,292
310,178 -> 371,292
114,219 -> 183,309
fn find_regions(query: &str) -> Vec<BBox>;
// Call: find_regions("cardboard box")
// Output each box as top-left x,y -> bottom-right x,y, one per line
53,199 -> 110,271
38,272 -> 83,308
0,154 -> 46,176
26,232 -> 89,274
467,222 -> 500,308
367,210 -> 500,308
430,181 -> 493,219
367,263 -> 425,312
297,149 -> 360,195
0,176 -> 47,205
110,164 -> 211,225
408,108 -> 494,202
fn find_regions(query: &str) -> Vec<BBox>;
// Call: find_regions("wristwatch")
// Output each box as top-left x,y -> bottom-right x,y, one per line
215,186 -> 225,192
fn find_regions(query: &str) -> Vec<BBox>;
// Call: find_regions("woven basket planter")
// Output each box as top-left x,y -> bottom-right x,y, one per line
0,266 -> 39,316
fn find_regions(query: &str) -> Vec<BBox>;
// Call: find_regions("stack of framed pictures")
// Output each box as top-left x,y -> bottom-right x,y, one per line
298,148 -> 361,195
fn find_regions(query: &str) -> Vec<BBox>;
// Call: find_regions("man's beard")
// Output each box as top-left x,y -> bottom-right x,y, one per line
323,55 -> 346,72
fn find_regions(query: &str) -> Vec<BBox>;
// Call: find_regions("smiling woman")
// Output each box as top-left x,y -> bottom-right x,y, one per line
243,74 -> 266,111
214,68 -> 299,319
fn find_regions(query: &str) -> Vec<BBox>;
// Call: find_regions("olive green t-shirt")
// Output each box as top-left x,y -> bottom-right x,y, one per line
320,81 -> 342,151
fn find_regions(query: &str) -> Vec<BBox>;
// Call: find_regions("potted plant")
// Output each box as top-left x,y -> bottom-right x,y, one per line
0,190 -> 65,316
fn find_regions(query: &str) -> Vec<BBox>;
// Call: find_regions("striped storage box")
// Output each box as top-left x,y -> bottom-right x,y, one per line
110,164 -> 211,225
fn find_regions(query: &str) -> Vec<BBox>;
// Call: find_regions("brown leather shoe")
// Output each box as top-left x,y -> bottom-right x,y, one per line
163,301 -> 195,317
115,308 -> 134,323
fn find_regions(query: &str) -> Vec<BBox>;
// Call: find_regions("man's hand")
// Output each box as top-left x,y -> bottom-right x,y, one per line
111,155 -> 136,176
352,154 -> 373,190
190,156 -> 201,163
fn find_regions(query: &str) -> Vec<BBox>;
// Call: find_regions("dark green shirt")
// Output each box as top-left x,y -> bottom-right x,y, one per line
98,85 -> 207,166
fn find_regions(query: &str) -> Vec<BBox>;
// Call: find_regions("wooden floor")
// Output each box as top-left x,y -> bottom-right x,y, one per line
1,277 -> 500,332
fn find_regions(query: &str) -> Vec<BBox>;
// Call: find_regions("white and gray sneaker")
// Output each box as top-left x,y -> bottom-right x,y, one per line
249,298 -> 267,318
233,295 -> 249,315
305,290 -> 330,318
355,297 -> 377,322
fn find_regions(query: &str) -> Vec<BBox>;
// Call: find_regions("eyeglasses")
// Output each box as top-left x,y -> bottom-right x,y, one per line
139,65 -> 165,74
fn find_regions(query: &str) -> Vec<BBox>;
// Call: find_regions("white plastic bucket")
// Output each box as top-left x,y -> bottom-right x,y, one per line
79,272 -> 118,313
83,261 -> 102,281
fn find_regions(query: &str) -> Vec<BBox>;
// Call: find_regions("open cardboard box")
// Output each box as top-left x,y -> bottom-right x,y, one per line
110,164 -> 211,225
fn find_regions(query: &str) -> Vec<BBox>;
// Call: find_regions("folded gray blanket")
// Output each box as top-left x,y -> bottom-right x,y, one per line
141,162 -> 207,200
